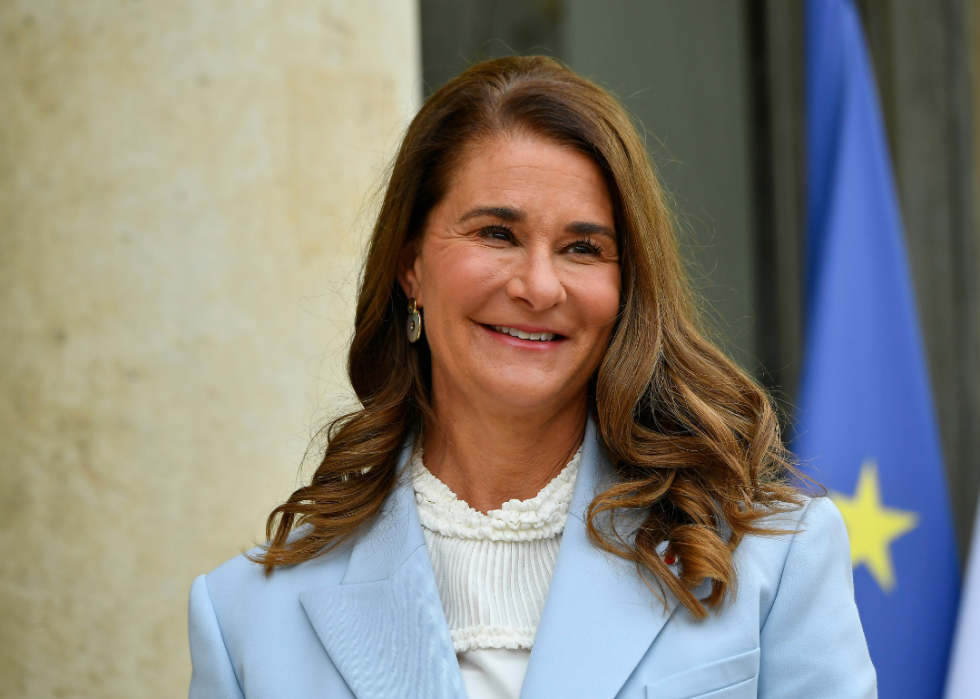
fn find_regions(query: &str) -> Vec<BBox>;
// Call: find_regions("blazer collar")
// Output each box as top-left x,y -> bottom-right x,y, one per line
298,417 -> 703,699
299,440 -> 466,699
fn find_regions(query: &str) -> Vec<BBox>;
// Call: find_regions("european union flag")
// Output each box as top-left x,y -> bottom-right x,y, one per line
797,1 -> 960,696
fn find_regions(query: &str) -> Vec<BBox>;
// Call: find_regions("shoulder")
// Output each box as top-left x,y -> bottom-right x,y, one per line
765,494 -> 850,564
730,496 -> 852,604
742,494 -> 847,556
206,538 -> 353,602
198,538 -> 354,642
188,538 -> 358,695
762,494 -> 847,544
762,494 -> 854,592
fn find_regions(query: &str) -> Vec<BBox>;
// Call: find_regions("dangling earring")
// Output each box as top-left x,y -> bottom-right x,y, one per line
406,298 -> 422,343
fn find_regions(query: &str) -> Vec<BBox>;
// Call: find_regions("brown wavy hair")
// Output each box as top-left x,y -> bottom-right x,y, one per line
251,56 -> 807,619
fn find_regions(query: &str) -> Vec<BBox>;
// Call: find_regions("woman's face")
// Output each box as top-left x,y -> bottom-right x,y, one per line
401,134 -> 621,416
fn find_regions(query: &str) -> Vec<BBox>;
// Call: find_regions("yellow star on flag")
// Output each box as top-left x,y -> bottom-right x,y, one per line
830,459 -> 918,593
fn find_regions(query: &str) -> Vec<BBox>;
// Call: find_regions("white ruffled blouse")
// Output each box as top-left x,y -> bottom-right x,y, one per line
411,447 -> 581,699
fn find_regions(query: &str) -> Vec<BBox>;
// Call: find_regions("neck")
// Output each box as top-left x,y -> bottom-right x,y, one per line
422,389 -> 587,514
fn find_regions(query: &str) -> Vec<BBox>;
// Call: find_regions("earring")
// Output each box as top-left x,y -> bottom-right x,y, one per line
406,298 -> 422,343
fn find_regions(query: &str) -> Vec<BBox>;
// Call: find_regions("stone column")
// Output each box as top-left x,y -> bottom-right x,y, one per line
0,2 -> 419,696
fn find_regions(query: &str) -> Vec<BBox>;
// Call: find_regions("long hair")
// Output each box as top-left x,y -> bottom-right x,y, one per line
250,56 -> 806,619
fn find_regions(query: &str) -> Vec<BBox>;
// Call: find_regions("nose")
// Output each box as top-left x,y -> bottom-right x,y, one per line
505,250 -> 567,310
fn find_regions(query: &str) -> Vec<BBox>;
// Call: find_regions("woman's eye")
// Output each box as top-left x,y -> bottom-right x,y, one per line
568,238 -> 603,255
480,224 -> 513,241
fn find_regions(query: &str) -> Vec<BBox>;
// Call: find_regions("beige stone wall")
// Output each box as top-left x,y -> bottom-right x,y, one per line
0,2 -> 419,696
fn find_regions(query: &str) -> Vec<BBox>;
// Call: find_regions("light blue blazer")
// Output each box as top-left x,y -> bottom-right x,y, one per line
189,421 -> 877,698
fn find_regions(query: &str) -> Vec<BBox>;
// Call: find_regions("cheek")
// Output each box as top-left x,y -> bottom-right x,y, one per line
574,267 -> 622,331
423,245 -> 505,315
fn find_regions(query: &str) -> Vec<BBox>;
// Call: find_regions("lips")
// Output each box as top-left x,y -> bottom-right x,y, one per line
489,325 -> 559,342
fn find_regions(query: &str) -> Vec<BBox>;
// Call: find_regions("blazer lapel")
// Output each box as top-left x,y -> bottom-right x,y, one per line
521,418 -> 693,699
299,444 -> 465,699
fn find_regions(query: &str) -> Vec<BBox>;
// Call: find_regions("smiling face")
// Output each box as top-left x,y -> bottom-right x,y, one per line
400,134 -> 621,419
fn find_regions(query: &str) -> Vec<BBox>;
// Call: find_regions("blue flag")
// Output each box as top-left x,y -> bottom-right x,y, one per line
798,1 -> 960,696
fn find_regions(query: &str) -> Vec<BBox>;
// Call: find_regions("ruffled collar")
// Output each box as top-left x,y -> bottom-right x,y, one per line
411,446 -> 581,542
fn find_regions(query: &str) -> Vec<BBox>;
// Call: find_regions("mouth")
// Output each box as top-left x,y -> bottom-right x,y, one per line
485,324 -> 564,342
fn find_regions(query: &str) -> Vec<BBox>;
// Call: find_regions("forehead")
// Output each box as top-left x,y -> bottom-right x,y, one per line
440,135 -> 615,222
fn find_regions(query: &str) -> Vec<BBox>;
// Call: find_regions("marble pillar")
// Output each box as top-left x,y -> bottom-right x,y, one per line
0,2 -> 419,695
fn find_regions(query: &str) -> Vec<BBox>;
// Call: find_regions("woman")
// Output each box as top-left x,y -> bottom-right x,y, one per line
189,57 -> 876,698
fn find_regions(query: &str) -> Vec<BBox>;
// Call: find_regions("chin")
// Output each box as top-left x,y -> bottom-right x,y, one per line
478,376 -> 579,412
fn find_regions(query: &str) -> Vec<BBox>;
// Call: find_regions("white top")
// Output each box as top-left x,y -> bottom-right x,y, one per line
411,447 -> 581,699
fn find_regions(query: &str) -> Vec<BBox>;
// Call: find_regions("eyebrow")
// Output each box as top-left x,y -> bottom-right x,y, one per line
457,206 -> 526,224
566,221 -> 616,239
457,205 -> 616,239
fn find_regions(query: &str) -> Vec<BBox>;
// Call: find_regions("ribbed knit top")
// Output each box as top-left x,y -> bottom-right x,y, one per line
411,448 -> 581,653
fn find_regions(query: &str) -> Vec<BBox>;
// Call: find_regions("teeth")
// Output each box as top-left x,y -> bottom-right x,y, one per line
491,325 -> 556,341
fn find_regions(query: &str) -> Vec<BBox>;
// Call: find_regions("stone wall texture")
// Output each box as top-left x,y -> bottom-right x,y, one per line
0,2 -> 420,696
